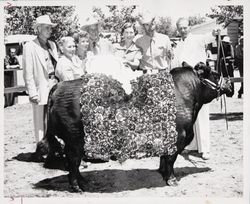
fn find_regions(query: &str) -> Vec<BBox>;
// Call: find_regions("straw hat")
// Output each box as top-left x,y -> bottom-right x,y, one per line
33,15 -> 57,29
137,11 -> 155,25
81,16 -> 100,30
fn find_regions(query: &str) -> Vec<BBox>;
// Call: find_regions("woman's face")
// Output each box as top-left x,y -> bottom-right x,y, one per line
61,38 -> 76,59
77,37 -> 89,52
123,27 -> 135,43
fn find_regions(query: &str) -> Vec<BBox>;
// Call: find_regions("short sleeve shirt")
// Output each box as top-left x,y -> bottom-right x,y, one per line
135,32 -> 172,71
114,42 -> 142,63
55,55 -> 84,81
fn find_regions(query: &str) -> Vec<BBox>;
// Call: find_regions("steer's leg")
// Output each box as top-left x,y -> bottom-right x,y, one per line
159,127 -> 195,186
175,127 -> 195,154
65,138 -> 84,192
159,153 -> 178,186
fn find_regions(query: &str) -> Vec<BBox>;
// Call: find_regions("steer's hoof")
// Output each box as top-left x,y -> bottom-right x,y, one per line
166,178 -> 178,186
70,184 -> 82,193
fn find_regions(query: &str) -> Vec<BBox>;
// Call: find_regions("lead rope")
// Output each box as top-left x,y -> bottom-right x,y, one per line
216,31 -> 223,112
223,94 -> 229,130
216,30 -> 228,130
219,40 -> 230,78
220,36 -> 229,130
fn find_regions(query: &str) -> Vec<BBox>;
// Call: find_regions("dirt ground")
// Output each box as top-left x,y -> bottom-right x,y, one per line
3,94 -> 243,198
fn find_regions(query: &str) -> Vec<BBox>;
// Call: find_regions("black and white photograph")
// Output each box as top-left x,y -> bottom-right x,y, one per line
1,0 -> 249,203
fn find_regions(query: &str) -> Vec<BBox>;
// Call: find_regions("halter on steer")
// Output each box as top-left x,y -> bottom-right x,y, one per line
200,74 -> 225,99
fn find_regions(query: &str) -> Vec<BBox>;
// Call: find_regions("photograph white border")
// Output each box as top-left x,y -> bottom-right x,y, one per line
0,0 -> 249,203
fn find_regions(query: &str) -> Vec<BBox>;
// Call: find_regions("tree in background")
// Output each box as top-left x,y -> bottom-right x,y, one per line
206,5 -> 243,26
155,16 -> 175,37
188,15 -> 206,26
93,5 -> 177,37
4,6 -> 79,41
93,5 -> 208,39
93,5 -> 137,33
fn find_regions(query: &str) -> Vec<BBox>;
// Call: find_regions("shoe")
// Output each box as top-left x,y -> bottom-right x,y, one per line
238,93 -> 242,98
201,152 -> 210,160
80,161 -> 88,169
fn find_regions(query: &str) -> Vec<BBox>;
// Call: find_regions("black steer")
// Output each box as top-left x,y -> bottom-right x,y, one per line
38,62 -> 231,192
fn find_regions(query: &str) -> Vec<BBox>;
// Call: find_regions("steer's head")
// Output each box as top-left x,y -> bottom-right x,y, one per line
194,62 -> 232,103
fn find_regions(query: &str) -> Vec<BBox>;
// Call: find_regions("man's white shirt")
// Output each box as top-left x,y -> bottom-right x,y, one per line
171,33 -> 216,68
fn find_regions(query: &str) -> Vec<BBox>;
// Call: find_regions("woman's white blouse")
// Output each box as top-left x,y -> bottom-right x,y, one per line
55,55 -> 85,81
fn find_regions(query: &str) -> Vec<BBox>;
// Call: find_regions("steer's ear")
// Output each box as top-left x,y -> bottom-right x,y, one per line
194,62 -> 211,78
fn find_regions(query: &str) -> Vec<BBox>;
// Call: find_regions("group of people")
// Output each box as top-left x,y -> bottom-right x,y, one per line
23,13 -> 230,161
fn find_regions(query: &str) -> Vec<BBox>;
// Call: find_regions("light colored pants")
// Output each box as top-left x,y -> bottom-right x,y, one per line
32,103 -> 46,144
185,104 -> 210,153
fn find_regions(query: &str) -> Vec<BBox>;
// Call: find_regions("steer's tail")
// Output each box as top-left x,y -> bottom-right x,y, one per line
35,83 -> 59,157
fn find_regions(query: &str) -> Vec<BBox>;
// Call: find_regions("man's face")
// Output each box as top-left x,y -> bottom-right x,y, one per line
177,20 -> 190,39
10,49 -> 16,57
140,19 -> 156,37
86,24 -> 99,41
37,24 -> 53,40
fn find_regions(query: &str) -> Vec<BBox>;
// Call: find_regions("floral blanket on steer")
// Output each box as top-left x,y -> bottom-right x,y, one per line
80,71 -> 178,162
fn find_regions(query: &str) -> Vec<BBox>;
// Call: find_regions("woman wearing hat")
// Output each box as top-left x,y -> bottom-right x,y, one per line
218,35 -> 235,97
23,15 -> 58,147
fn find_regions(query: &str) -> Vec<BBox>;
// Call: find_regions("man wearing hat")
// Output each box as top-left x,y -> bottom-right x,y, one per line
135,13 -> 173,74
218,35 -> 235,97
23,15 -> 58,147
81,16 -> 114,55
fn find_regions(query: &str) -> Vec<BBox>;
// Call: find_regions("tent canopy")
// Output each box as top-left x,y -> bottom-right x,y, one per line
189,20 -> 226,35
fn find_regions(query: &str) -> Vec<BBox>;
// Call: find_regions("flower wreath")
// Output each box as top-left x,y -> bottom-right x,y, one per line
80,71 -> 178,162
